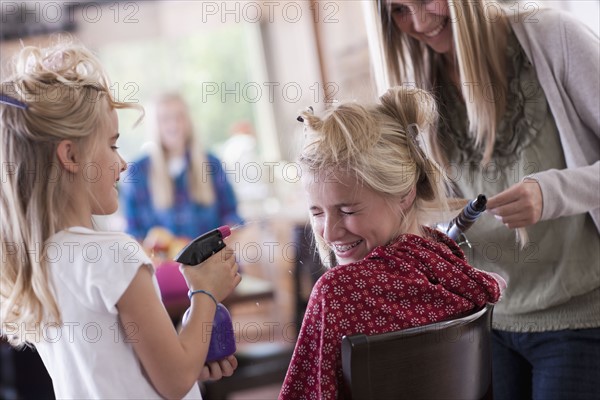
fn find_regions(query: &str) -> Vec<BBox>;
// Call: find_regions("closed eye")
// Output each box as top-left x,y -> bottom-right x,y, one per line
310,207 -> 324,217
111,133 -> 121,150
390,4 -> 410,15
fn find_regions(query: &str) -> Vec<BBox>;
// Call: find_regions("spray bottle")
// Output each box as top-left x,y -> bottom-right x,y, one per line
174,226 -> 236,362
446,194 -> 487,241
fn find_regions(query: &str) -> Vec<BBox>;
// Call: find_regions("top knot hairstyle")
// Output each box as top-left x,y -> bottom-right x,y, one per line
299,87 -> 457,264
1,38 -> 142,346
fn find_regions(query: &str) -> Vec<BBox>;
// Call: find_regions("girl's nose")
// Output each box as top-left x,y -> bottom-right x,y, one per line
322,215 -> 344,243
410,6 -> 431,33
120,156 -> 128,173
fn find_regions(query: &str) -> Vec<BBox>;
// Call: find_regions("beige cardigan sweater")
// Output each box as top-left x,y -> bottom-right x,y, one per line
511,8 -> 599,230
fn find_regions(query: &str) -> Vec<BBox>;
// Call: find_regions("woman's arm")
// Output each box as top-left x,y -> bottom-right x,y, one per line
490,10 -> 599,226
532,12 -> 600,221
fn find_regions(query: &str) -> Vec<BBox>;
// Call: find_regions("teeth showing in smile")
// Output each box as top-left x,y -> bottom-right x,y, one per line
333,240 -> 362,253
424,19 -> 446,38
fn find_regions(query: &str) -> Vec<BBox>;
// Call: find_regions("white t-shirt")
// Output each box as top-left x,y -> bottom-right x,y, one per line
34,227 -> 202,399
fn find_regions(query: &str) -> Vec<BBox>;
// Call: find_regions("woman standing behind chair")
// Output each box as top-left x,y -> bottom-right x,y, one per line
120,93 -> 243,241
375,1 -> 600,398
280,87 -> 503,399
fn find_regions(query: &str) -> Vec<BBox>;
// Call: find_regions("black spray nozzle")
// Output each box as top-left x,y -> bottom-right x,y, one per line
174,226 -> 231,265
447,194 -> 487,241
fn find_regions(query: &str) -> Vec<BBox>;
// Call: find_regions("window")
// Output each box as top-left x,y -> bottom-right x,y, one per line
99,24 -> 258,162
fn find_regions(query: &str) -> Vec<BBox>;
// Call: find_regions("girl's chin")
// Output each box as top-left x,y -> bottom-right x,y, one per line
337,257 -> 360,266
428,43 -> 453,56
92,204 -> 118,216
424,21 -> 453,54
334,247 -> 368,265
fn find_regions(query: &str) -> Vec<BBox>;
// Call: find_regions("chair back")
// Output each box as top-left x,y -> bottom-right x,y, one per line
341,305 -> 494,400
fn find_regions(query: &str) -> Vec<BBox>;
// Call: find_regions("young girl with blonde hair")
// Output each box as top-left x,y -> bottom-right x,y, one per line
1,41 -> 241,399
280,87 -> 503,399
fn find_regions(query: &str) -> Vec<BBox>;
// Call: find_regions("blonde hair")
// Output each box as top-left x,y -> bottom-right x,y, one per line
376,0 -> 509,163
1,39 -> 141,346
148,93 -> 215,209
299,87 -> 460,266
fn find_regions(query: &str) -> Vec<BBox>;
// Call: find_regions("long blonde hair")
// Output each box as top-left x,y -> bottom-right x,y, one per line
148,93 -> 215,209
299,87 -> 462,266
376,0 -> 509,163
1,39 -> 140,346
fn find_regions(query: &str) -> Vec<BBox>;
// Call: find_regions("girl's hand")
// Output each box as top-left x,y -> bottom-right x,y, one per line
179,246 -> 241,303
487,179 -> 543,229
199,355 -> 238,381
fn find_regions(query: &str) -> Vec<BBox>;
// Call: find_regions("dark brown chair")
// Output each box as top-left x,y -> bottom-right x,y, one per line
341,305 -> 494,400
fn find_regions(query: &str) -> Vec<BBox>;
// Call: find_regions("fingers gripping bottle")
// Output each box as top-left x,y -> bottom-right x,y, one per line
174,226 -> 236,362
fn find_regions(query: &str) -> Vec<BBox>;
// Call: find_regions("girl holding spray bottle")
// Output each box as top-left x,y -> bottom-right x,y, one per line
0,40 -> 240,399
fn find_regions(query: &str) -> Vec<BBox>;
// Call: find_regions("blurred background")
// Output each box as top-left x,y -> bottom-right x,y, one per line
1,1 -> 597,399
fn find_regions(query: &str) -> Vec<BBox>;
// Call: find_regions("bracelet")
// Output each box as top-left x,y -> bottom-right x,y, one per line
188,289 -> 218,307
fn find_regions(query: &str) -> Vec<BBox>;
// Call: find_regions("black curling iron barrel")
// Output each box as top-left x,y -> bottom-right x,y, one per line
174,226 -> 231,265
446,194 -> 487,241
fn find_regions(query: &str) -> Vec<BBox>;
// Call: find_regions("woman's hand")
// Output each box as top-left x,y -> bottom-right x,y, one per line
199,355 -> 238,381
487,179 -> 543,229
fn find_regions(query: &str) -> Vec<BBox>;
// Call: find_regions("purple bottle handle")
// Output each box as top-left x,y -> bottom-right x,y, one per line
178,226 -> 236,362
182,304 -> 236,362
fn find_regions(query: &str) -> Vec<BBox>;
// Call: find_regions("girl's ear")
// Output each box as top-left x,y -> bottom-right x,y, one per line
56,140 -> 80,173
399,186 -> 417,210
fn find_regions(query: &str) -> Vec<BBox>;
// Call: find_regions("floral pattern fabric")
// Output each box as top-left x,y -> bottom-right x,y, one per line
280,227 -> 501,400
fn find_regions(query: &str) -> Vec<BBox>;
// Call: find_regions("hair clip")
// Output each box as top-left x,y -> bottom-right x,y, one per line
43,52 -> 64,72
407,123 -> 428,155
296,106 -> 314,123
0,94 -> 28,110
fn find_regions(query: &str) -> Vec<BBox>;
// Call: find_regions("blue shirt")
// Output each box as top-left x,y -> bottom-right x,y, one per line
119,153 -> 243,240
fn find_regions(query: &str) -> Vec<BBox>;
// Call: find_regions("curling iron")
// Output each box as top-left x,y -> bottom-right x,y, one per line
446,194 -> 487,241
175,226 -> 236,362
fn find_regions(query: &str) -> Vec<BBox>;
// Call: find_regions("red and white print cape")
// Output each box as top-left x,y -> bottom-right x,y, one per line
280,227 -> 501,400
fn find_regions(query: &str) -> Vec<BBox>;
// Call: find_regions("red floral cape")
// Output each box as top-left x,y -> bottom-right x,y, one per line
280,227 -> 501,400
